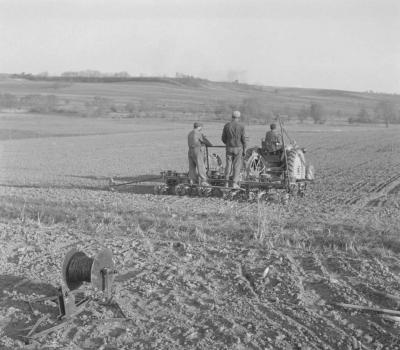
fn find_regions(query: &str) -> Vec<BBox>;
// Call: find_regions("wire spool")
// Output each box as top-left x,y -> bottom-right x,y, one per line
62,248 -> 115,291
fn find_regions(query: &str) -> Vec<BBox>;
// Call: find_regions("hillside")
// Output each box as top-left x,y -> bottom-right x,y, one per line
0,76 -> 399,124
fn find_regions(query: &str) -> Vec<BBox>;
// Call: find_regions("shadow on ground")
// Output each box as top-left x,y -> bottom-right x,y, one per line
67,174 -> 162,182
110,183 -> 158,194
0,275 -> 58,341
0,173 -> 163,195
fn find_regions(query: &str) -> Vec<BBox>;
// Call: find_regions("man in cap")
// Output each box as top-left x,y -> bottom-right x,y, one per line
221,111 -> 247,188
188,122 -> 213,186
264,123 -> 282,154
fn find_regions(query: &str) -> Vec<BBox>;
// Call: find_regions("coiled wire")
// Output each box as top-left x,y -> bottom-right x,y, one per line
66,252 -> 93,285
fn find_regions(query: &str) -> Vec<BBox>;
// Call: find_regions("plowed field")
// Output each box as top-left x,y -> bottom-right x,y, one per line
1,114 -> 400,349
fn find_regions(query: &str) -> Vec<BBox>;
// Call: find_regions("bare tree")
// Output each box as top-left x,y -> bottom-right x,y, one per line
214,100 -> 230,119
357,106 -> 372,123
375,100 -> 398,127
0,93 -> 18,108
310,102 -> 325,124
241,97 -> 262,124
297,105 -> 308,123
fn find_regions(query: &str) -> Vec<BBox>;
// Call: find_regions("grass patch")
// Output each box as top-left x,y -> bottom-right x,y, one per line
1,192 -> 399,256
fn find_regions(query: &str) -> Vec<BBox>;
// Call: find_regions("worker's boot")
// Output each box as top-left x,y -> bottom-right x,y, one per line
232,183 -> 240,189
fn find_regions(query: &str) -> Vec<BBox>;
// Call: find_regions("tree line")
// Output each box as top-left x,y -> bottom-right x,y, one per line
1,91 -> 399,126
215,97 -> 400,126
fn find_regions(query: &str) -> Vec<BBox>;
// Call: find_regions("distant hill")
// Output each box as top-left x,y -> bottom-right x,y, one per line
0,74 -> 399,124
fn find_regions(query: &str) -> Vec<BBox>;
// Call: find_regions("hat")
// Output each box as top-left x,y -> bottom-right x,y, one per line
232,111 -> 241,118
193,122 -> 203,128
270,123 -> 277,130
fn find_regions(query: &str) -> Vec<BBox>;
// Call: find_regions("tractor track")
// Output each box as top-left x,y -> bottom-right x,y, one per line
319,159 -> 384,204
270,252 -> 393,349
321,160 -> 400,205
388,183 -> 400,195
324,179 -> 371,204
330,165 -> 400,206
348,171 -> 400,206
318,160 -> 372,181
367,172 -> 400,194
365,196 -> 387,207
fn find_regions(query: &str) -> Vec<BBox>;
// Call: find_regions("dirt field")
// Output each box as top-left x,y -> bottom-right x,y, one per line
1,113 -> 400,349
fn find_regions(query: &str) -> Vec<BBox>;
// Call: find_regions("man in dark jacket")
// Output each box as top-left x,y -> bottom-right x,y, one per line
264,123 -> 282,153
221,111 -> 246,188
188,122 -> 213,185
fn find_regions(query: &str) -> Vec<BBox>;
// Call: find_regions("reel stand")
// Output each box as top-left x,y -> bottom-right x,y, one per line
26,248 -> 120,340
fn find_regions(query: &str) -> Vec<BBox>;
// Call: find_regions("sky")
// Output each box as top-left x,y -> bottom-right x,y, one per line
0,0 -> 399,93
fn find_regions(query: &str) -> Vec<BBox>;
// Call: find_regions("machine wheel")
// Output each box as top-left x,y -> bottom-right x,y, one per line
187,186 -> 197,196
244,148 -> 267,179
297,182 -> 307,197
174,184 -> 188,196
281,193 -> 290,205
223,190 -> 234,200
286,149 -> 306,183
245,190 -> 257,202
198,186 -> 213,197
108,177 -> 116,191
226,189 -> 243,201
212,188 -> 224,198
305,164 -> 315,180
257,190 -> 268,202
266,192 -> 280,204
154,184 -> 168,195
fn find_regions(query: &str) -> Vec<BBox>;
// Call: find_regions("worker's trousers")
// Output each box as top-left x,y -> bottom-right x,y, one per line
188,147 -> 207,183
225,147 -> 243,184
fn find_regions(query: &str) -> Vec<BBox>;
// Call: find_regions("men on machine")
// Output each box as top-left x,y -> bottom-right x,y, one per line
264,123 -> 282,154
221,111 -> 247,189
187,122 -> 213,186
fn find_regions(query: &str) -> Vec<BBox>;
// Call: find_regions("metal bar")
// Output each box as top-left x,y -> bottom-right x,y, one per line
29,295 -> 58,303
111,176 -> 162,187
113,301 -> 127,318
336,302 -> 400,316
206,146 -> 210,174
279,118 -> 289,189
30,320 -> 73,339
240,182 -> 286,189
27,315 -> 49,337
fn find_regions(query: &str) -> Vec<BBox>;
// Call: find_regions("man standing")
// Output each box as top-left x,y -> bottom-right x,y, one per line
188,122 -> 213,186
264,123 -> 282,153
221,111 -> 246,188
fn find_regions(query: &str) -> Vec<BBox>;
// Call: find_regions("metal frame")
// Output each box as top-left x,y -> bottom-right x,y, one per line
279,118 -> 290,190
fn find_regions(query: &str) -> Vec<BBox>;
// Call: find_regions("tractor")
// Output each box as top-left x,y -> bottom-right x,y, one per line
154,120 -> 314,202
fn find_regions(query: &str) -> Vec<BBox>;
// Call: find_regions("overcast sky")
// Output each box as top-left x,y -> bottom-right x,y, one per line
0,0 -> 399,92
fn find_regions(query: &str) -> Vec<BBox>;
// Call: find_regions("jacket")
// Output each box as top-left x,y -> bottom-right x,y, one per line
221,120 -> 246,149
264,130 -> 282,152
188,129 -> 212,149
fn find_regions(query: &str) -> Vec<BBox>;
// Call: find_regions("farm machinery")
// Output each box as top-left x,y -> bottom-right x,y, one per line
154,120 -> 314,202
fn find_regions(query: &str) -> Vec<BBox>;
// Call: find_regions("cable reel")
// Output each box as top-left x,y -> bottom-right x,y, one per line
24,248 -> 122,341
62,248 -> 117,295
56,248 -> 118,319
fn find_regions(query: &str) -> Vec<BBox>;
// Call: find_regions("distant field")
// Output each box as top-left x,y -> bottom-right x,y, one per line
2,112 -> 398,189
1,105 -> 400,348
